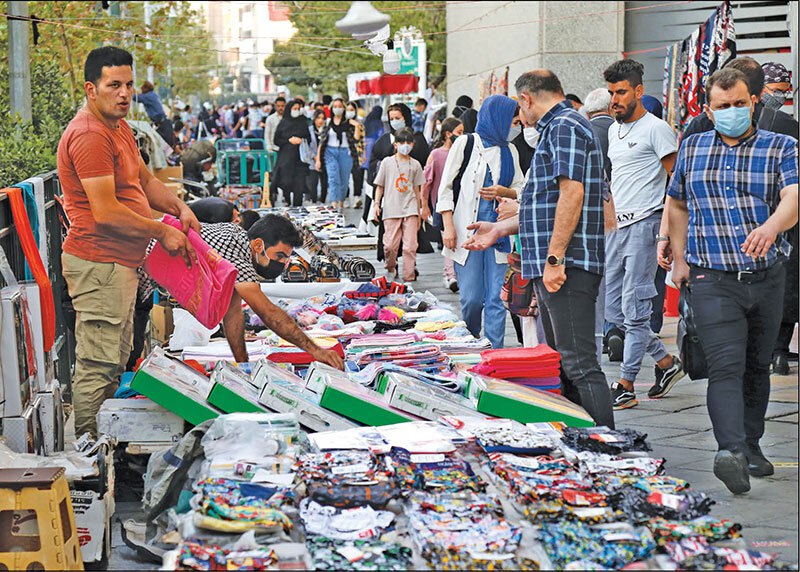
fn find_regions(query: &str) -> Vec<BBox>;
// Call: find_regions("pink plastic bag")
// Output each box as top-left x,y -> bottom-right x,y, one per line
144,215 -> 237,328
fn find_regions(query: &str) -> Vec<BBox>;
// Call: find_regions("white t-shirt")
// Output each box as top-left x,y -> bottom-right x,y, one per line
607,111 -> 677,227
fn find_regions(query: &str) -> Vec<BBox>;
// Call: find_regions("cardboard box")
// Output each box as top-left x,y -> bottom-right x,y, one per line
474,379 -> 594,428
150,303 -> 174,344
304,361 -> 352,394
131,347 -> 221,425
97,398 -> 185,443
257,378 -> 358,432
154,164 -> 183,183
37,380 -> 65,455
378,372 -> 477,421
208,375 -> 270,414
318,378 -> 419,427
71,489 -> 114,564
251,359 -> 304,391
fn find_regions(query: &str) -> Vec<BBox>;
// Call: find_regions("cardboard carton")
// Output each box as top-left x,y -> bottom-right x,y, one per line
378,372 -> 477,421
318,378 -> 419,426
474,378 -> 594,427
96,398 -> 185,443
257,378 -> 357,432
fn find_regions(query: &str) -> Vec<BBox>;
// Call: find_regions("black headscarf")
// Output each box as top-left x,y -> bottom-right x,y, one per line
390,103 -> 413,133
364,105 -> 384,137
453,95 -> 477,133
188,197 -> 236,224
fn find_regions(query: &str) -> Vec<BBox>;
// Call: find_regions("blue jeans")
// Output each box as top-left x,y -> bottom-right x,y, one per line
605,212 -> 669,382
325,146 -> 352,203
454,248 -> 507,349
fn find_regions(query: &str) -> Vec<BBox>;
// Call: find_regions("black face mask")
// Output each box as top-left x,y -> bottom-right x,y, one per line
256,258 -> 286,280
449,134 -> 458,145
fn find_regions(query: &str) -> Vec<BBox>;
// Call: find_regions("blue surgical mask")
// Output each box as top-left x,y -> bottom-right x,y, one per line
397,143 -> 412,156
390,119 -> 406,131
712,105 -> 752,138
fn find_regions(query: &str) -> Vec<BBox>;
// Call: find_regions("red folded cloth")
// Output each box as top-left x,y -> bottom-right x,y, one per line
471,364 -> 561,379
480,344 -> 560,365
265,342 -> 344,365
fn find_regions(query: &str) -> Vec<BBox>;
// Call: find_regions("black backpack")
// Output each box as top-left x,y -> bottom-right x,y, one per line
435,134 -> 474,232
677,285 -> 708,380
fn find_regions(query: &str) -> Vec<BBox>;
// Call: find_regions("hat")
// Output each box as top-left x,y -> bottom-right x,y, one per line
762,62 -> 792,85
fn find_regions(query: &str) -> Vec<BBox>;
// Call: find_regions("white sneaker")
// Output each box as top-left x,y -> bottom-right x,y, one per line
443,277 -> 458,292
386,270 -> 398,282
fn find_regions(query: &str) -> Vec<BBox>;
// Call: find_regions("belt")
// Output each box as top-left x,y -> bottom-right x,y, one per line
694,264 -> 780,283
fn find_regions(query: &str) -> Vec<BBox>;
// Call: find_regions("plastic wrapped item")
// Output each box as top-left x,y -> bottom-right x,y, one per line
609,487 -> 714,523
314,313 -> 346,331
200,413 -> 302,467
561,426 -> 652,454
539,521 -> 656,569
306,536 -> 412,571
175,538 -> 278,570
169,308 -> 221,351
300,499 -> 395,541
191,478 -> 294,533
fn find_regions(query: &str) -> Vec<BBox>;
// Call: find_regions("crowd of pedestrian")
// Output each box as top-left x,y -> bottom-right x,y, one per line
63,45 -> 797,498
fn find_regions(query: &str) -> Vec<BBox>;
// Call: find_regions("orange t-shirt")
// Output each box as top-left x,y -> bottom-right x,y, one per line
57,109 -> 154,267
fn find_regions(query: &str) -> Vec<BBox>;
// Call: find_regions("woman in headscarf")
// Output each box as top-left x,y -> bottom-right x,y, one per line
452,95 -> 478,134
435,94 -> 524,349
273,99 -> 311,207
316,98 -> 361,209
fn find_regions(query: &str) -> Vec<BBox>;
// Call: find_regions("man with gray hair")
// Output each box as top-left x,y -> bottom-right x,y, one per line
584,88 -> 614,182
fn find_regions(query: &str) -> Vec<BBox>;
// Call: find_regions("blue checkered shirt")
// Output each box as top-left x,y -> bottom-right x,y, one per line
667,129 -> 798,272
519,100 -> 606,279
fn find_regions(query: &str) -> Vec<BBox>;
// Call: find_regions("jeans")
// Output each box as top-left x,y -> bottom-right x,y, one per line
454,248 -> 507,349
535,268 -> 615,428
605,213 -> 669,382
325,146 -> 353,203
690,263 -> 785,452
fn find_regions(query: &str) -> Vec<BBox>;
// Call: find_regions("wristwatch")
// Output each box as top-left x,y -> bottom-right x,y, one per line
547,254 -> 566,267
656,234 -> 670,243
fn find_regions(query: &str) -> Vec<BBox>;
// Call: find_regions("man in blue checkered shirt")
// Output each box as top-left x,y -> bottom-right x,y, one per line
669,68 -> 798,495
463,70 -> 613,429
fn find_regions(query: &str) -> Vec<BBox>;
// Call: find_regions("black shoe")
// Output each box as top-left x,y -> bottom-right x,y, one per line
772,353 -> 790,376
648,355 -> 686,398
713,450 -> 751,495
787,351 -> 798,362
610,382 -> 637,410
745,442 -> 775,477
606,328 -> 624,362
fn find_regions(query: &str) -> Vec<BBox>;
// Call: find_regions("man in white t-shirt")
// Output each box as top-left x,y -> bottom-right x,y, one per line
603,59 -> 686,410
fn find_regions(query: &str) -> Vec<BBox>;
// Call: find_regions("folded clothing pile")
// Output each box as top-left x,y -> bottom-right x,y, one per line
471,345 -> 562,394
348,343 -> 451,375
192,478 -> 294,533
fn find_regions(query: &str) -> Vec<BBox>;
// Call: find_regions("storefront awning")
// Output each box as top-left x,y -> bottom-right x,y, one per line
355,74 -> 419,96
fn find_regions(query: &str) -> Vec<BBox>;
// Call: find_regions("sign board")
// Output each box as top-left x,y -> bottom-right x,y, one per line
395,40 -> 426,97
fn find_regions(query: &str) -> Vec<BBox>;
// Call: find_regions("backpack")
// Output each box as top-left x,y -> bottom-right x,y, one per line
435,134 -> 475,232
677,285 -> 708,380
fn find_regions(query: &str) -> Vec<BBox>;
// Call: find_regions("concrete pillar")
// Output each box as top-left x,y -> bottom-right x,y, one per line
8,0 -> 32,122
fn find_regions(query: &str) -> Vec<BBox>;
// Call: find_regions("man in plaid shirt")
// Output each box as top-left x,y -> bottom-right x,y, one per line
463,70 -> 613,429
669,68 -> 798,495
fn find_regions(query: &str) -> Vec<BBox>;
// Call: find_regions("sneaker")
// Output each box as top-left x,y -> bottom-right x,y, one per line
648,355 -> 685,398
385,269 -> 398,281
611,382 -> 637,410
713,449 -> 751,494
355,199 -> 363,209
446,278 -> 459,293
606,328 -> 624,362
745,441 -> 775,477
772,353 -> 790,376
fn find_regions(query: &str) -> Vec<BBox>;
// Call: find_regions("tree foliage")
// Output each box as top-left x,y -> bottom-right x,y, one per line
265,1 -> 446,95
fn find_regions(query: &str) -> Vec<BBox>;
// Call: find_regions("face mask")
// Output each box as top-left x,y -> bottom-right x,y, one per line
256,257 -> 286,280
449,134 -> 459,145
397,143 -> 412,156
345,110 -> 356,120
304,108 -> 314,118
523,126 -> 539,148
390,119 -> 406,131
507,125 -> 522,141
290,109 -> 302,118
762,91 -> 789,110
332,107 -> 344,117
712,105 -> 752,138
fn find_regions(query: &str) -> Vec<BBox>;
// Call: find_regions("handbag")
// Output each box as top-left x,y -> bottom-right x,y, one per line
144,215 -> 238,329
677,285 -> 708,380
500,251 -> 538,317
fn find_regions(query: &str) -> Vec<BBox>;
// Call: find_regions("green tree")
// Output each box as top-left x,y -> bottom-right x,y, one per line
265,1 -> 446,95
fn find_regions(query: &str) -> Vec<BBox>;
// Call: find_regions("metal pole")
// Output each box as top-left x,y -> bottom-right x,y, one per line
8,0 -> 32,122
145,1 -> 154,83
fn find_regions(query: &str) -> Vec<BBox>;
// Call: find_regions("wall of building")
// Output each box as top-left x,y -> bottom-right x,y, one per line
446,1 -> 624,105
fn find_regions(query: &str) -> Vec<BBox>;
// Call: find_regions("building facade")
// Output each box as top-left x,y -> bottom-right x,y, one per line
446,0 -> 797,117
200,1 -> 295,95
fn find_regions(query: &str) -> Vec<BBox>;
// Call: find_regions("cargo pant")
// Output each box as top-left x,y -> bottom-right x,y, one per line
383,216 -> 419,282
62,252 -> 138,438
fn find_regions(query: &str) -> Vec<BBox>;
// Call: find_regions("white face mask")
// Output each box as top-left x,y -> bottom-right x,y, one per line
507,125 -> 522,141
397,143 -> 412,156
523,126 -> 539,148
332,107 -> 344,117
290,109 -> 302,118
390,118 -> 406,131
345,110 -> 356,120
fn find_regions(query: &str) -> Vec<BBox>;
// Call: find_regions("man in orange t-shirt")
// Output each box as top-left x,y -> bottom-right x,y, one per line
58,46 -> 199,438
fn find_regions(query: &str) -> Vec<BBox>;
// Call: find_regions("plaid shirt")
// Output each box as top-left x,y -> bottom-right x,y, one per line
667,129 -> 798,272
519,100 -> 605,279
